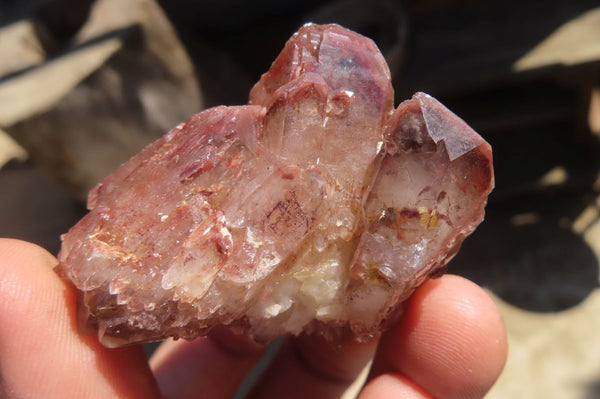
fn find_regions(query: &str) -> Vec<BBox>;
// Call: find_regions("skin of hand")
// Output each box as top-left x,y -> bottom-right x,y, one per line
0,238 -> 507,398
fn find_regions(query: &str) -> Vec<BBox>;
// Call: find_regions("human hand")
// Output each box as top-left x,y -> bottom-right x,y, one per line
0,238 -> 507,398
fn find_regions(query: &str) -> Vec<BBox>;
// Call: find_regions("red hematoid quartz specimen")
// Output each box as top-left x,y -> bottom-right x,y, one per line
56,24 -> 493,347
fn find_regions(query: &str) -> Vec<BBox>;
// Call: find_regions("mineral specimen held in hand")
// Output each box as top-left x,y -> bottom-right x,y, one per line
56,23 -> 493,347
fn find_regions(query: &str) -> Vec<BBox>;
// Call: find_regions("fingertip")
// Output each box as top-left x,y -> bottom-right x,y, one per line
0,238 -> 159,398
0,239 -> 65,339
0,238 -> 58,272
359,373 -> 433,399
372,274 -> 507,399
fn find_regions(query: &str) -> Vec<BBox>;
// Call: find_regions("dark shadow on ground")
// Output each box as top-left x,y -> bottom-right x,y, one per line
451,189 -> 600,312
583,379 -> 600,399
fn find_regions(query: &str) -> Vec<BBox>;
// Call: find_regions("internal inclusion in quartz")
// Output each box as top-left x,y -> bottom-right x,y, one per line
56,23 -> 493,347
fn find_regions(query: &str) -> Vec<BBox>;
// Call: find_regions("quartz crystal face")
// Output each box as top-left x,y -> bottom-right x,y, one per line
56,23 -> 493,347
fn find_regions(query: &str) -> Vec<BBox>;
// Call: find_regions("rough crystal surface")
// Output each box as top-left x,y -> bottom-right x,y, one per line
56,23 -> 493,347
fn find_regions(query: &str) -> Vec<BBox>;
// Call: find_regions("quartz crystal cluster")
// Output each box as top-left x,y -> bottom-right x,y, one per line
56,23 -> 493,347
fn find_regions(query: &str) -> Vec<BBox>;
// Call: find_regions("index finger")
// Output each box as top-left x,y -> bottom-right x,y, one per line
0,239 -> 160,399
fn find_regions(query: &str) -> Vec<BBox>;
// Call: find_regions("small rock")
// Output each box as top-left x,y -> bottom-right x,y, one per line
56,24 -> 493,347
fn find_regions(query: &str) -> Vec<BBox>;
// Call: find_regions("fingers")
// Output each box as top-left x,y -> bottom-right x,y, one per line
238,274 -> 506,399
0,236 -> 505,399
365,274 -> 508,399
0,239 -> 159,399
150,327 -> 374,399
150,327 -> 265,399
247,331 -> 378,398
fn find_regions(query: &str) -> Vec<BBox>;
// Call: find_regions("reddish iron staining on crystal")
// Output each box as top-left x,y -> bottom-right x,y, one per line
56,24 -> 493,347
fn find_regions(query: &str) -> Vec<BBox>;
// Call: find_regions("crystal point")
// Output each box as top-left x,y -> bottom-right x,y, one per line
56,24 -> 493,346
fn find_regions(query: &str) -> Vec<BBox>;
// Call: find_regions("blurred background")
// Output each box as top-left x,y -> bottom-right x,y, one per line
1,0 -> 600,397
